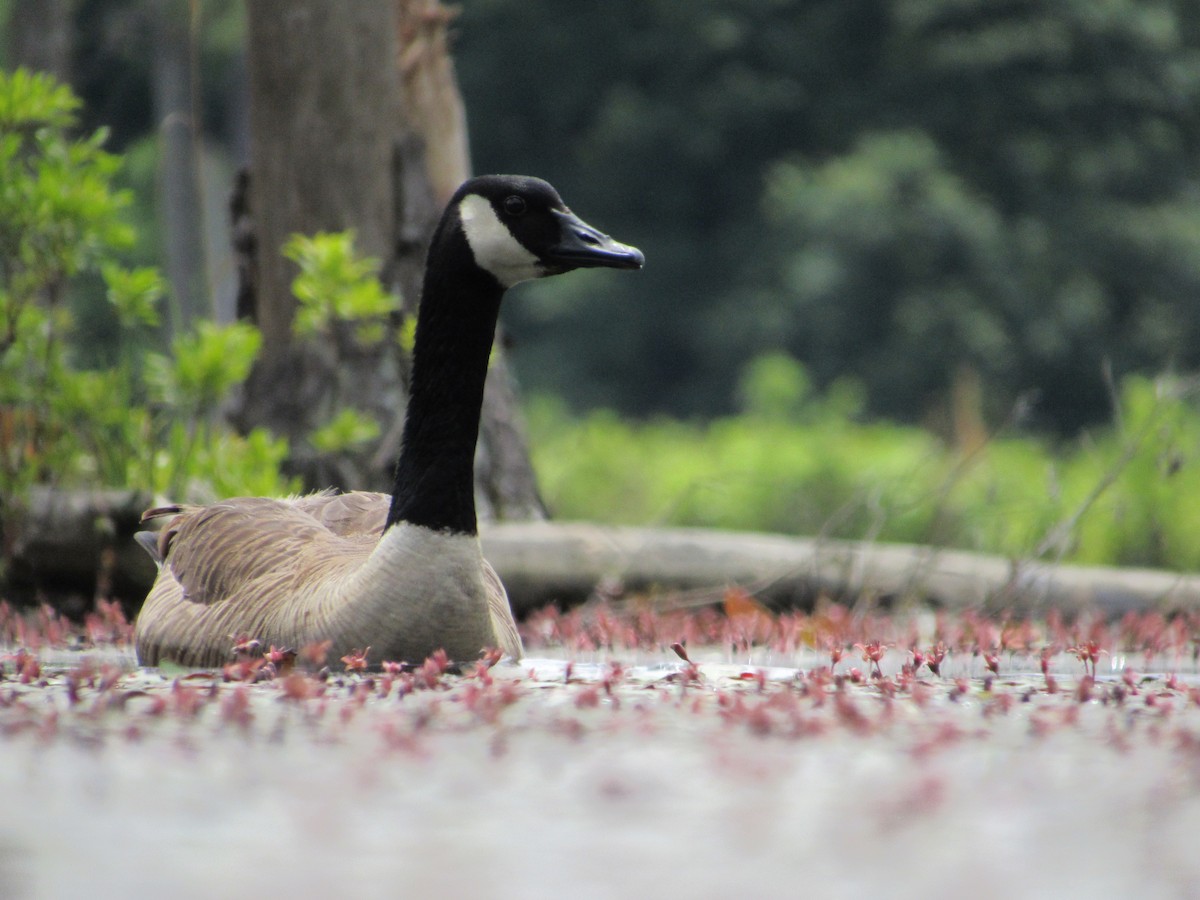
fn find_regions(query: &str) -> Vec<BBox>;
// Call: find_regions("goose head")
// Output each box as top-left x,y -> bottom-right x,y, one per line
453,175 -> 644,288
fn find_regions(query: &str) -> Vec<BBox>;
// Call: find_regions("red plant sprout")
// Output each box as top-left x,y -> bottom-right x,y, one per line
1000,618 -> 1037,656
414,649 -> 451,689
471,660 -> 495,688
983,692 -> 1014,719
65,669 -> 84,707
170,679 -> 205,718
263,645 -> 296,671
983,650 -> 1001,677
735,667 -> 769,693
1146,691 -> 1176,715
14,597 -> 1200,755
854,640 -> 891,679
909,721 -> 967,760
925,643 -> 947,677
85,598 -> 133,646
479,647 -> 504,669
230,635 -> 262,659
279,672 -> 318,702
1039,645 -> 1056,677
1068,640 -> 1106,678
1075,675 -> 1095,703
15,649 -> 40,685
300,639 -> 333,669
669,642 -> 702,688
602,661 -> 625,699
138,694 -> 168,718
743,699 -> 773,737
909,648 -> 926,674
833,691 -> 873,735
949,678 -> 969,702
910,680 -> 932,708
1045,608 -> 1069,649
827,641 -> 844,670
220,686 -> 253,729
457,679 -> 507,724
34,604 -> 69,648
723,587 -> 776,652
223,657 -> 268,683
575,685 -> 601,709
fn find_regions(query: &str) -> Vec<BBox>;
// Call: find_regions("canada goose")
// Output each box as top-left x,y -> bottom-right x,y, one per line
135,175 -> 643,668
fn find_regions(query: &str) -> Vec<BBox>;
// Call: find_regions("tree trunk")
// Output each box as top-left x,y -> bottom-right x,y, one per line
235,0 -> 545,516
234,1 -> 405,489
150,5 -> 209,333
6,0 -> 75,80
244,2 -> 400,356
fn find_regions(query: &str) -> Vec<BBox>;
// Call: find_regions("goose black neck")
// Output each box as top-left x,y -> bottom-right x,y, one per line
386,225 -> 505,535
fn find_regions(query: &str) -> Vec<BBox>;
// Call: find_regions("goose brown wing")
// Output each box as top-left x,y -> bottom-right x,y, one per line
154,497 -> 374,606
288,490 -> 390,536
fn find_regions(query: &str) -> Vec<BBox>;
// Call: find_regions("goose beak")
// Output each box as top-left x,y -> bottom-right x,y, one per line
545,209 -> 645,271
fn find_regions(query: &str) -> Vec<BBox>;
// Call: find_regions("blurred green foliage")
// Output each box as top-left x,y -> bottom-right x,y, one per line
0,68 -> 294,526
9,1 -> 1200,432
309,408 -> 381,456
284,232 -> 393,346
530,356 -> 1200,571
456,0 -> 1200,431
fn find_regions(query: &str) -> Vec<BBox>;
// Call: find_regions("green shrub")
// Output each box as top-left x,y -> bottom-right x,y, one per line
529,358 -> 1200,572
0,69 -> 295,528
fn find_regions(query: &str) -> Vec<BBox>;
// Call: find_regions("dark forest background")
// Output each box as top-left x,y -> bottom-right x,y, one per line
7,0 -> 1200,435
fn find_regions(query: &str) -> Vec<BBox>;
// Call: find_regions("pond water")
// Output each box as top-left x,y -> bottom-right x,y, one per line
2,639 -> 1200,899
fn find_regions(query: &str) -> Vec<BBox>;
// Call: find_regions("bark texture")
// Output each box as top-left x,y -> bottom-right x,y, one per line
235,0 -> 545,515
7,0 -> 75,80
150,5 -> 209,330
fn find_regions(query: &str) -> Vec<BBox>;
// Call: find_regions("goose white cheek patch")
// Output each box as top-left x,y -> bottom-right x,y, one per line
458,194 -> 542,288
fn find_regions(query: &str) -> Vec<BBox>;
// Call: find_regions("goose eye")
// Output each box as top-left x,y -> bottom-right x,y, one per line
503,195 -> 527,217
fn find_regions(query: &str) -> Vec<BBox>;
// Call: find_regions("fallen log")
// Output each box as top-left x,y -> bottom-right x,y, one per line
481,521 -> 1200,618
4,487 -> 156,612
5,488 -> 1200,619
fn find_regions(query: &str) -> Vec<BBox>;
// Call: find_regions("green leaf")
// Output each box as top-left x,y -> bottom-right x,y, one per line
103,264 -> 165,329
310,408 -> 381,454
284,231 -> 395,342
169,321 -> 262,412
